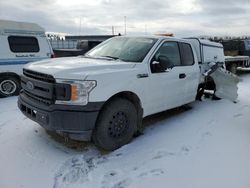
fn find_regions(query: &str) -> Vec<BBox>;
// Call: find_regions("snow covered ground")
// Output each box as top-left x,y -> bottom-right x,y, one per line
0,71 -> 250,188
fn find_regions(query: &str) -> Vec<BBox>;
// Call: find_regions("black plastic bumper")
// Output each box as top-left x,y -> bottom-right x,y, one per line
18,92 -> 104,141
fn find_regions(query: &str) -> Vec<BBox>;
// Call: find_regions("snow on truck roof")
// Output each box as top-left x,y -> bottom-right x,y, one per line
0,20 -> 45,35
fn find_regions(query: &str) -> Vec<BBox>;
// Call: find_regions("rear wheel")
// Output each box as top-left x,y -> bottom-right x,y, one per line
0,76 -> 21,98
92,98 -> 137,151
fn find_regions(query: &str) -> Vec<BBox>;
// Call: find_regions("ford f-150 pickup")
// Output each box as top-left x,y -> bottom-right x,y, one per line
18,36 -> 239,150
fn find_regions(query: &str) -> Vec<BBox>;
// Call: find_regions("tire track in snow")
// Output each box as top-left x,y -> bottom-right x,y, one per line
53,155 -> 96,188
53,150 -> 167,188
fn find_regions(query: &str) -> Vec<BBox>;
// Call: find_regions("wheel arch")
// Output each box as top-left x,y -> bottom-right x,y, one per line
96,91 -> 144,132
0,72 -> 20,81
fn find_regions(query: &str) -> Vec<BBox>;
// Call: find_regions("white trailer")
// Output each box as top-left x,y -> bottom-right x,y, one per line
0,20 -> 54,97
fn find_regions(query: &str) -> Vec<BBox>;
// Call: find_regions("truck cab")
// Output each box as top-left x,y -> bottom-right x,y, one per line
0,20 -> 54,97
18,36 -> 227,150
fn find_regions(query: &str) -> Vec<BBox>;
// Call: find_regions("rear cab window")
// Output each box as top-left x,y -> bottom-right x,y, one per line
8,36 -> 40,53
179,43 -> 195,66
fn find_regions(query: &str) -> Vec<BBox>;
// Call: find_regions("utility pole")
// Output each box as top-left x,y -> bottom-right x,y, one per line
112,25 -> 114,35
79,17 -> 82,35
124,16 -> 127,35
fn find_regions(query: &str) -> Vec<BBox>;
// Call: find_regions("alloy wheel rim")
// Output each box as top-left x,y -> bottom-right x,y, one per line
0,80 -> 17,95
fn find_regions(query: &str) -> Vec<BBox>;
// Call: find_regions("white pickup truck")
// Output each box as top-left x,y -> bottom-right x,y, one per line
18,36 -> 238,151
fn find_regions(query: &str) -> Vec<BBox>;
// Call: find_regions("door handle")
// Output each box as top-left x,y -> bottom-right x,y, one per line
179,73 -> 186,79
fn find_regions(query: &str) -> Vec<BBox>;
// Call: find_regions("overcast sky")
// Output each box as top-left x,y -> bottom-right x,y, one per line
0,0 -> 250,37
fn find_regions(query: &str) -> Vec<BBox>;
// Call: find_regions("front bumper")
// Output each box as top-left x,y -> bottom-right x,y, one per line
18,91 -> 104,141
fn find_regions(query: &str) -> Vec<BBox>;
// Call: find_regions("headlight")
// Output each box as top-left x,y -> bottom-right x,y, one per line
55,79 -> 96,105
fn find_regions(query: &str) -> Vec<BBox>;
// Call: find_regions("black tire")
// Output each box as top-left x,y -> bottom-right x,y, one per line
229,63 -> 237,74
0,76 -> 21,98
92,98 -> 137,151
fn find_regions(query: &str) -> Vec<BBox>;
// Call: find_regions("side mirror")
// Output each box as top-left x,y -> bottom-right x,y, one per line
158,56 -> 173,70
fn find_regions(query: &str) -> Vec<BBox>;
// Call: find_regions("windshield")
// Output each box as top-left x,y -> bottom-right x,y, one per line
86,37 -> 157,62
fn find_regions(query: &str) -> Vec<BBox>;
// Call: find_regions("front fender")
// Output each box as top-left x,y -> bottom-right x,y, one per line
87,67 -> 149,111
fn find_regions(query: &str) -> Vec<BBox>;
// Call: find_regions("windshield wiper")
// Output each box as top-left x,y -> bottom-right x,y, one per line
101,56 -> 120,60
82,55 -> 124,61
81,54 -> 93,58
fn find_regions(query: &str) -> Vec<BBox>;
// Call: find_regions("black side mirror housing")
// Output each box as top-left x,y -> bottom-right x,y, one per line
158,56 -> 173,70
151,56 -> 173,73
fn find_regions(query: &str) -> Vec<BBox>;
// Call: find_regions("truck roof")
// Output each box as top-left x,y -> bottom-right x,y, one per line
199,39 -> 223,48
114,35 -> 220,46
186,37 -> 223,48
113,35 -> 192,42
0,20 -> 45,35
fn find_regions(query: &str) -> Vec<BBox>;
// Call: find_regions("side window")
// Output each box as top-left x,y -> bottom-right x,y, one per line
8,36 -> 40,53
151,41 -> 181,73
179,43 -> 194,66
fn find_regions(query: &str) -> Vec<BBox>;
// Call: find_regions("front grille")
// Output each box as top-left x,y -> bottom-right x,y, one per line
22,69 -> 55,105
23,69 -> 55,83
23,90 -> 53,105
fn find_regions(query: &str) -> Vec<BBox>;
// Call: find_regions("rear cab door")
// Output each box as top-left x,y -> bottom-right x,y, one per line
179,42 -> 200,103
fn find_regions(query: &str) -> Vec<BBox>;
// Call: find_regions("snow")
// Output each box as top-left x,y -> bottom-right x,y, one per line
1,72 -> 250,188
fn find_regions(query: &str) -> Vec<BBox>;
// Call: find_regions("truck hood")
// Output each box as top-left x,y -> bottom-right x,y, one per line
24,56 -> 136,80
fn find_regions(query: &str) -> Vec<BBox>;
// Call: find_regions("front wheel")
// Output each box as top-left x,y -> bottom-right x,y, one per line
92,98 -> 137,151
0,76 -> 21,98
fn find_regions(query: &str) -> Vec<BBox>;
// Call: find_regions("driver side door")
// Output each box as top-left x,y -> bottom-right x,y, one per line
147,41 -> 186,114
